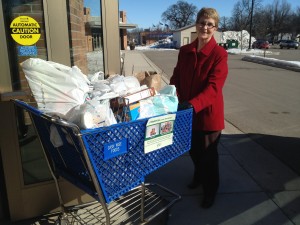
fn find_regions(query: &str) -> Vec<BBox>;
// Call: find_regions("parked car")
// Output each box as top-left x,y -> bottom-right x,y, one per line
279,40 -> 299,49
274,39 -> 283,44
252,40 -> 270,49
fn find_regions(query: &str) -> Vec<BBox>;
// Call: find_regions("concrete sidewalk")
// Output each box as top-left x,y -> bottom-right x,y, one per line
2,50 -> 300,225
122,49 -> 300,225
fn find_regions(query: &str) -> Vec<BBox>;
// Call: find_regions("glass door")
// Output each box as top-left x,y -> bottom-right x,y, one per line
0,0 -> 106,221
2,0 -> 52,185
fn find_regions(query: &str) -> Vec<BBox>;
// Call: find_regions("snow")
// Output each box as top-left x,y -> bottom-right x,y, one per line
221,30 -> 255,48
131,31 -> 300,70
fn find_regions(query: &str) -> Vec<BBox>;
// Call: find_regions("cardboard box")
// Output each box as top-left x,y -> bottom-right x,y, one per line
120,87 -> 155,105
127,102 -> 140,121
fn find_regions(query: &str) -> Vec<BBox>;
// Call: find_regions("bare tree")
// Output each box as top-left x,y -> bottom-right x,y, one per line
272,0 -> 291,39
230,0 -> 248,30
291,7 -> 300,37
230,0 -> 262,31
252,5 -> 273,39
219,16 -> 231,31
161,0 -> 197,30
226,0 -> 296,42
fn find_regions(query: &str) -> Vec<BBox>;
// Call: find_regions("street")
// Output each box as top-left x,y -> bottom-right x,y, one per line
143,48 -> 300,175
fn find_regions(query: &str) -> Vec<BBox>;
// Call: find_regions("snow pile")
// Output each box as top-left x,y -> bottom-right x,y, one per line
242,55 -> 300,71
221,30 -> 256,48
227,48 -> 276,56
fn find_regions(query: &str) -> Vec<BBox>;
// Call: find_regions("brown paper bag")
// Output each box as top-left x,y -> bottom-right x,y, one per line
134,71 -> 146,83
134,71 -> 161,91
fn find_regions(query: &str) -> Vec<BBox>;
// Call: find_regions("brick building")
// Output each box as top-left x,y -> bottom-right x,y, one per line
0,0 -> 136,221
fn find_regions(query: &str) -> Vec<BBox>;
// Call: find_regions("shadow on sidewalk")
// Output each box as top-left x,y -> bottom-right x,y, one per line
248,133 -> 300,176
162,133 -> 300,225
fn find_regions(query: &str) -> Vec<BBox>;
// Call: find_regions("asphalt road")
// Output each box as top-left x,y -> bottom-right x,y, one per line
143,49 -> 300,175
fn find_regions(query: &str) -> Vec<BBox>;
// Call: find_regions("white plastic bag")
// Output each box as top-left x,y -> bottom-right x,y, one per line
108,75 -> 127,95
49,125 -> 63,147
88,71 -> 105,83
64,99 -> 117,129
21,58 -> 90,115
123,76 -> 140,92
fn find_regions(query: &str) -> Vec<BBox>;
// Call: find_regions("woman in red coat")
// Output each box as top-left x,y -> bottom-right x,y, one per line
170,7 -> 228,208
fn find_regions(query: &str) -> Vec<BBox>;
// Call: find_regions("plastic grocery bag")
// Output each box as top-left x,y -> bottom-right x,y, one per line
21,58 -> 90,115
138,85 -> 178,119
64,99 -> 117,129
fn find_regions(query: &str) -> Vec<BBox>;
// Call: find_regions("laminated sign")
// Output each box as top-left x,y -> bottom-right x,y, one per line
144,114 -> 176,153
10,16 -> 41,46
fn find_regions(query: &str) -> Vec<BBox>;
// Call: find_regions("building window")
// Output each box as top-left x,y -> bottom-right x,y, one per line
68,0 -> 104,75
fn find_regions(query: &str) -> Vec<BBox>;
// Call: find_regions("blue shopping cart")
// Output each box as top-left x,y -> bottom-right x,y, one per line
13,99 -> 192,225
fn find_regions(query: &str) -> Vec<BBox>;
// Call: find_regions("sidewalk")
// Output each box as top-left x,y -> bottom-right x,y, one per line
122,49 -> 300,225
3,50 -> 300,225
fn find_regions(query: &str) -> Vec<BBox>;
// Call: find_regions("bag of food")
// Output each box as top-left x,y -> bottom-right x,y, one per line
21,58 -> 90,115
134,71 -> 162,91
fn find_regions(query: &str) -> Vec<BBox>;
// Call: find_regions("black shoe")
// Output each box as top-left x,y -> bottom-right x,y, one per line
201,195 -> 215,208
187,180 -> 201,189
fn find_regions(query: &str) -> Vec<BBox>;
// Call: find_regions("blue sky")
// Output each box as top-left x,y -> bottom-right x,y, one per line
84,0 -> 299,29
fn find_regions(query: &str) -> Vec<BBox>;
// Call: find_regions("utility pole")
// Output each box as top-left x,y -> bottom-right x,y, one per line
248,0 -> 254,49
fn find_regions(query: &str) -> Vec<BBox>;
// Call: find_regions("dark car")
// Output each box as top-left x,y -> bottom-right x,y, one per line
252,40 -> 270,49
279,40 -> 299,49
274,39 -> 283,44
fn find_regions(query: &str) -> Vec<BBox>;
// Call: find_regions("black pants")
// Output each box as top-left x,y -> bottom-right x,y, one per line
189,130 -> 221,197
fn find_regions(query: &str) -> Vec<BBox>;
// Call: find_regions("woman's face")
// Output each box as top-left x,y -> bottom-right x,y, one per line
196,16 -> 217,43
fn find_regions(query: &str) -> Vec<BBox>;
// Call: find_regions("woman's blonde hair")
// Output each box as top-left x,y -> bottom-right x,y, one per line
196,8 -> 219,28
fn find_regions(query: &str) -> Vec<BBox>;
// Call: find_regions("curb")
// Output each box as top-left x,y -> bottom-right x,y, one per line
242,55 -> 300,72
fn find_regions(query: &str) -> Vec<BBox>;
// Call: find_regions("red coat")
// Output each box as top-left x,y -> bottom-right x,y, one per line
170,37 -> 228,131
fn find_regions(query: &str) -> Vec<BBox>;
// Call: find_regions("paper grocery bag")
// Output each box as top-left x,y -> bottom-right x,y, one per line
134,71 -> 161,91
134,71 -> 146,83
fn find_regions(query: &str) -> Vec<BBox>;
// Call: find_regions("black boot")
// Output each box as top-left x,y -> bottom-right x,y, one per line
201,194 -> 216,208
187,179 -> 201,189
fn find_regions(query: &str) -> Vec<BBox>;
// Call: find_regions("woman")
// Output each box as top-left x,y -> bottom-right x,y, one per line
170,7 -> 228,208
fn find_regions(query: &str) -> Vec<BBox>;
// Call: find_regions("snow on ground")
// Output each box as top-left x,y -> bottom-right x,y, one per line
131,32 -> 300,70
227,48 -> 300,69
134,44 -> 300,69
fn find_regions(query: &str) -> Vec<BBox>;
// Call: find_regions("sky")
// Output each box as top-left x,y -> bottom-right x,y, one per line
84,0 -> 300,29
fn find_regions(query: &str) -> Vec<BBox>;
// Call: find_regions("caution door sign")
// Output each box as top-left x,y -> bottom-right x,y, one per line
10,16 -> 41,46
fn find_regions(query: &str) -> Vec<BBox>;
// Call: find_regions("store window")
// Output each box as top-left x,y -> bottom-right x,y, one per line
74,0 -> 104,75
2,0 -> 48,93
1,0 -> 51,185
1,0 -> 105,185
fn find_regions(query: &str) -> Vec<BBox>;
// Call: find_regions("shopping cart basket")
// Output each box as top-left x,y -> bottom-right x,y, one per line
13,99 -> 192,224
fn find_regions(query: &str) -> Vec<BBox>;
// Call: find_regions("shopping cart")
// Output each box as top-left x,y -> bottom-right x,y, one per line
13,99 -> 193,225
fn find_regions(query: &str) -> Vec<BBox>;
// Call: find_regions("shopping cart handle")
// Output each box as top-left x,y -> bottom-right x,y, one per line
12,99 -> 81,135
12,99 -> 42,116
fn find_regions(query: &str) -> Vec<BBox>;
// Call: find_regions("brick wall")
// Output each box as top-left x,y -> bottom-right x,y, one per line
120,11 -> 128,50
68,0 -> 88,74
84,7 -> 94,52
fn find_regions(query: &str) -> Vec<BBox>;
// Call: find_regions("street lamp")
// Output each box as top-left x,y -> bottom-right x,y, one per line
248,0 -> 254,49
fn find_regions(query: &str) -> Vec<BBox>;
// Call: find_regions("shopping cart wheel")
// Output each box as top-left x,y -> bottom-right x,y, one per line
55,219 -> 69,225
55,214 -> 70,225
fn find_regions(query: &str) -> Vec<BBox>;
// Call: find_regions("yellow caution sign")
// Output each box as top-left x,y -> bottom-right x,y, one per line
10,16 -> 41,46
